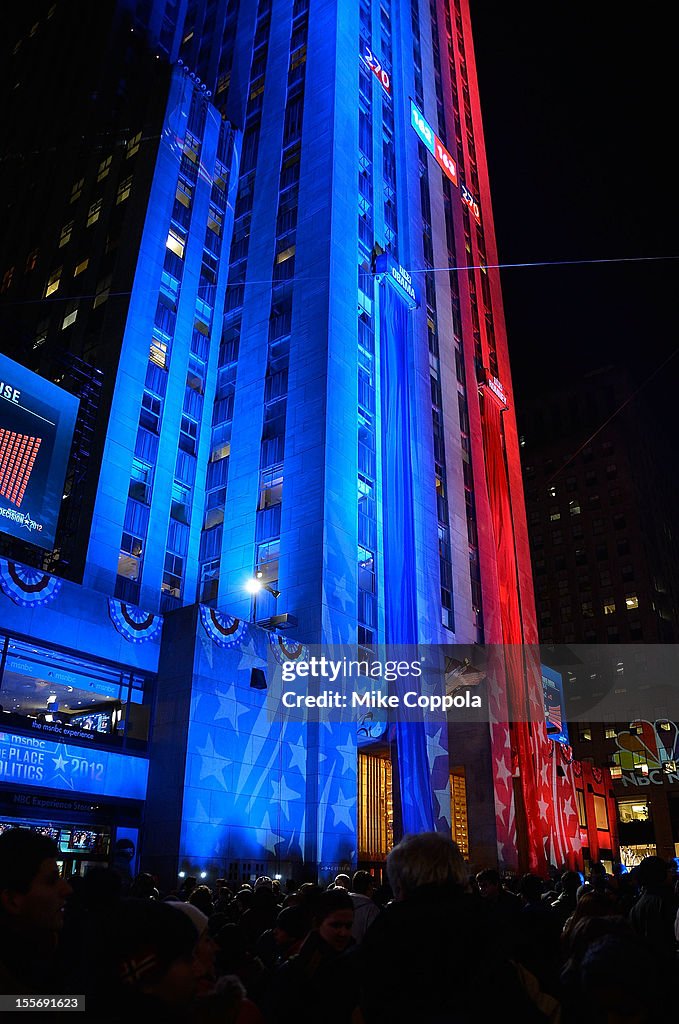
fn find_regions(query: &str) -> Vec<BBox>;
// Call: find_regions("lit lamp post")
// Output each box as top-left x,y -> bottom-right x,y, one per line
245,572 -> 280,623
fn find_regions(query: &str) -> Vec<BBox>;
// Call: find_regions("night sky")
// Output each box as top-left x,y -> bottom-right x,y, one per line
469,3 -> 678,405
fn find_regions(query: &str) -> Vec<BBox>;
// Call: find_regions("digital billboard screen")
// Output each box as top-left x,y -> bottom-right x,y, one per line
0,354 -> 79,550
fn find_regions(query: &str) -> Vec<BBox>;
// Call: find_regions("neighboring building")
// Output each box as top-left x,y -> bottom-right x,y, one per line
520,367 -> 679,867
0,0 -> 580,889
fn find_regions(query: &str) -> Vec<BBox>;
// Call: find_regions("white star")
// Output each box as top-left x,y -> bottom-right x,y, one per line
52,752 -> 68,772
331,788 -> 356,829
287,737 -> 307,773
214,686 -> 250,732
540,761 -> 550,787
271,776 -> 302,820
330,575 -> 351,613
255,812 -> 286,855
434,786 -> 451,821
335,734 -> 357,775
495,755 -> 512,787
538,796 -> 550,819
196,734 -> 230,787
562,796 -> 575,823
426,727 -> 448,765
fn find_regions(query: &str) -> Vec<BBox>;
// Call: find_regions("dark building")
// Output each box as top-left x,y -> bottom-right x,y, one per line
519,366 -> 679,867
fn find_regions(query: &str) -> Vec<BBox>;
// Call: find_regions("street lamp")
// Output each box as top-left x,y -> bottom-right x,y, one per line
245,572 -> 280,622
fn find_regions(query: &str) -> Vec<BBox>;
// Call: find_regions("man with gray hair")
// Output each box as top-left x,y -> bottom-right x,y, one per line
356,833 -> 549,1023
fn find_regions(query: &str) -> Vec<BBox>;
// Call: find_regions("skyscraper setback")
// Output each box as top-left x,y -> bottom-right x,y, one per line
0,1 -> 587,885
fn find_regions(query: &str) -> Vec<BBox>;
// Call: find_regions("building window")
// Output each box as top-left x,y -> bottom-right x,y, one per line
45,267 -> 62,297
118,533 -> 143,580
117,176 -> 133,204
603,599 -> 616,615
87,199 -> 103,227
167,228 -> 186,259
61,306 -> 78,330
576,789 -> 587,827
59,221 -> 74,247
93,274 -> 112,308
162,553 -> 183,598
593,795 -> 609,831
605,727 -> 617,739
569,500 -> 581,516
150,335 -> 169,369
73,258 -> 89,277
127,131 -> 142,158
129,458 -> 152,504
97,155 -> 113,181
70,178 -> 84,203
625,594 -> 639,610
579,727 -> 592,742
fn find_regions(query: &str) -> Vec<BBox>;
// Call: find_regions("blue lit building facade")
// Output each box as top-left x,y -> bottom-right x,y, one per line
0,0 -> 558,887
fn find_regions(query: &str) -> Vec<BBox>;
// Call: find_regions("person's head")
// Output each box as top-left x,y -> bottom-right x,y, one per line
188,884 -> 214,916
254,875 -> 273,892
559,870 -> 583,896
333,873 -> 351,890
518,873 -> 545,904
107,898 -> 205,1008
311,889 -> 354,952
635,855 -> 670,890
0,828 -> 72,935
475,868 -> 502,899
167,899 -> 218,996
387,833 -> 468,901
272,905 -> 311,949
350,870 -> 374,896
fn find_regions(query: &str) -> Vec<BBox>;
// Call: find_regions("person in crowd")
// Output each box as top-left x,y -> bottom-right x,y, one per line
178,875 -> 199,901
549,869 -> 582,926
254,905 -> 311,970
332,872 -> 351,891
129,870 -> 160,900
82,897 -> 204,1021
627,854 -> 678,970
348,869 -> 381,943
569,930 -> 669,1023
513,873 -> 563,997
356,832 -> 554,1023
188,884 -> 215,917
0,828 -> 72,995
265,888 -> 356,1024
474,866 -> 523,957
239,881 -> 280,949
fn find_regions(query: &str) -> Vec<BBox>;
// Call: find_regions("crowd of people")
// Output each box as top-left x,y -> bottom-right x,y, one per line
1,826 -> 678,1022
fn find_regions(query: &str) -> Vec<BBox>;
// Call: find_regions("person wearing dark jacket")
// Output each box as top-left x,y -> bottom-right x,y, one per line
356,833 -> 555,1024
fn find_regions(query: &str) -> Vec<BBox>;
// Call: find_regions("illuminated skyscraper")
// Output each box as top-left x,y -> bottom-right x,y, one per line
0,1 -> 581,884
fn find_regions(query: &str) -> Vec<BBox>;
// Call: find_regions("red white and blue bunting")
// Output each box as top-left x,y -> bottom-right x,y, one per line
268,632 -> 309,665
108,598 -> 163,644
0,559 -> 63,607
199,606 -> 247,649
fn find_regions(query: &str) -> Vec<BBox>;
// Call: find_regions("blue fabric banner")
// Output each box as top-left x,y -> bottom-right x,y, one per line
379,278 -> 435,834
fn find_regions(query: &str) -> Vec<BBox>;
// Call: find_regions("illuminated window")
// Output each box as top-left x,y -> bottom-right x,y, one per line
176,179 -> 192,207
579,727 -> 592,741
59,221 -> 74,247
70,178 -> 84,203
569,500 -> 581,516
162,552 -> 183,598
617,800 -> 649,824
603,599 -> 616,615
87,199 -> 103,227
450,770 -> 469,857
276,245 -> 295,264
217,72 -> 230,95
625,594 -> 639,610
358,751 -> 393,859
61,306 -> 78,329
118,533 -> 143,580
199,559 -> 220,603
45,267 -> 62,297
576,789 -> 587,826
97,155 -> 113,181
149,335 -> 168,369
116,176 -> 133,204
73,258 -> 89,277
207,209 -> 222,236
166,228 -> 186,259
605,727 -> 617,739
593,795 -> 609,831
126,131 -> 142,158
129,458 -> 152,504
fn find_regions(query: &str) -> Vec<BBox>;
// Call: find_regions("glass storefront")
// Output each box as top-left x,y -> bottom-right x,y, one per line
0,635 -> 152,749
